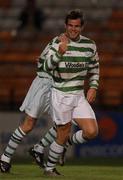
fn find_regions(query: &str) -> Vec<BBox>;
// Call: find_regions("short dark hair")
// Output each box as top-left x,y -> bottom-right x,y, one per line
65,9 -> 84,26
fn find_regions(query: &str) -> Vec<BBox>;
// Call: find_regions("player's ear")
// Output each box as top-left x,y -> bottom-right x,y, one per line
64,23 -> 67,29
81,25 -> 84,31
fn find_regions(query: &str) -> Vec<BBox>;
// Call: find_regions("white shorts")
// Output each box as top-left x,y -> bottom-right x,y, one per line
20,76 -> 52,118
51,88 -> 96,125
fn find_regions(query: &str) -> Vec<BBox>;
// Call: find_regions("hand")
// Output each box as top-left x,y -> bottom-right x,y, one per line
58,33 -> 69,55
58,33 -> 69,43
86,88 -> 97,103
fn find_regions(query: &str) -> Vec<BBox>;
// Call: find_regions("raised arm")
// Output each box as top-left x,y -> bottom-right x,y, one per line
43,34 -> 69,72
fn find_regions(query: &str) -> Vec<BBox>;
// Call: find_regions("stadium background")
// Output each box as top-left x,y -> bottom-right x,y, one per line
0,0 -> 123,161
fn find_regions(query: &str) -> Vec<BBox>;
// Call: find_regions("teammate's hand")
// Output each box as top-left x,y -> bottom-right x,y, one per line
58,33 -> 69,55
86,88 -> 97,103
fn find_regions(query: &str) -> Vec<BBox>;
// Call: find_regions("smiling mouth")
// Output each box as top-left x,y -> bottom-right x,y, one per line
70,33 -> 77,36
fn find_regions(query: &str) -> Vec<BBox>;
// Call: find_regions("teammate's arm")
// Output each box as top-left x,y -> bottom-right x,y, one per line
43,34 -> 69,72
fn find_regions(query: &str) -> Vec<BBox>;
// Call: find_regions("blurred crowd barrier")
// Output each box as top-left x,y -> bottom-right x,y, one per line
0,112 -> 74,159
75,110 -> 123,157
0,111 -> 123,158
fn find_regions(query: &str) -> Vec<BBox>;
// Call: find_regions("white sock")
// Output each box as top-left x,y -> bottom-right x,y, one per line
46,141 -> 64,170
72,130 -> 86,144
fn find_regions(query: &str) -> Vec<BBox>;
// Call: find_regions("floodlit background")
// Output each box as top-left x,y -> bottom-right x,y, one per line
0,0 -> 123,160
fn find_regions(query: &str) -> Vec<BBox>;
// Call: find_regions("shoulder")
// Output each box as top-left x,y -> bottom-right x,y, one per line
80,35 -> 96,44
52,36 -> 60,44
48,36 -> 59,46
79,35 -> 97,51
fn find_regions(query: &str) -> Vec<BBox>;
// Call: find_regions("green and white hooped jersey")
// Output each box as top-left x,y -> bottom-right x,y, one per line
43,35 -> 99,94
36,42 -> 53,79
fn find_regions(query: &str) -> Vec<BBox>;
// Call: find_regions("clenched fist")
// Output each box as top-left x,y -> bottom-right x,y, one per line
58,33 -> 69,55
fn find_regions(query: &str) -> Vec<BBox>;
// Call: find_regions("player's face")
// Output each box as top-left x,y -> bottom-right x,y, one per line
65,19 -> 82,41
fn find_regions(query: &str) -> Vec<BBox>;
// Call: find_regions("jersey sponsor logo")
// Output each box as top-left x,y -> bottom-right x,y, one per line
65,52 -> 71,55
65,62 -> 88,68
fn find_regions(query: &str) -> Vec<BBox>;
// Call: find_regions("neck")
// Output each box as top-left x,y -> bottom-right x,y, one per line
70,35 -> 80,42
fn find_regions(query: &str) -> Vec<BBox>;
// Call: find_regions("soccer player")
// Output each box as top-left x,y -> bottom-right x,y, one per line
0,38 -> 82,173
40,9 -> 99,176
0,42 -> 53,173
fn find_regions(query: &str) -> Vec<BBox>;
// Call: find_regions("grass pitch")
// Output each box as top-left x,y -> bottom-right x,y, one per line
0,158 -> 123,180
